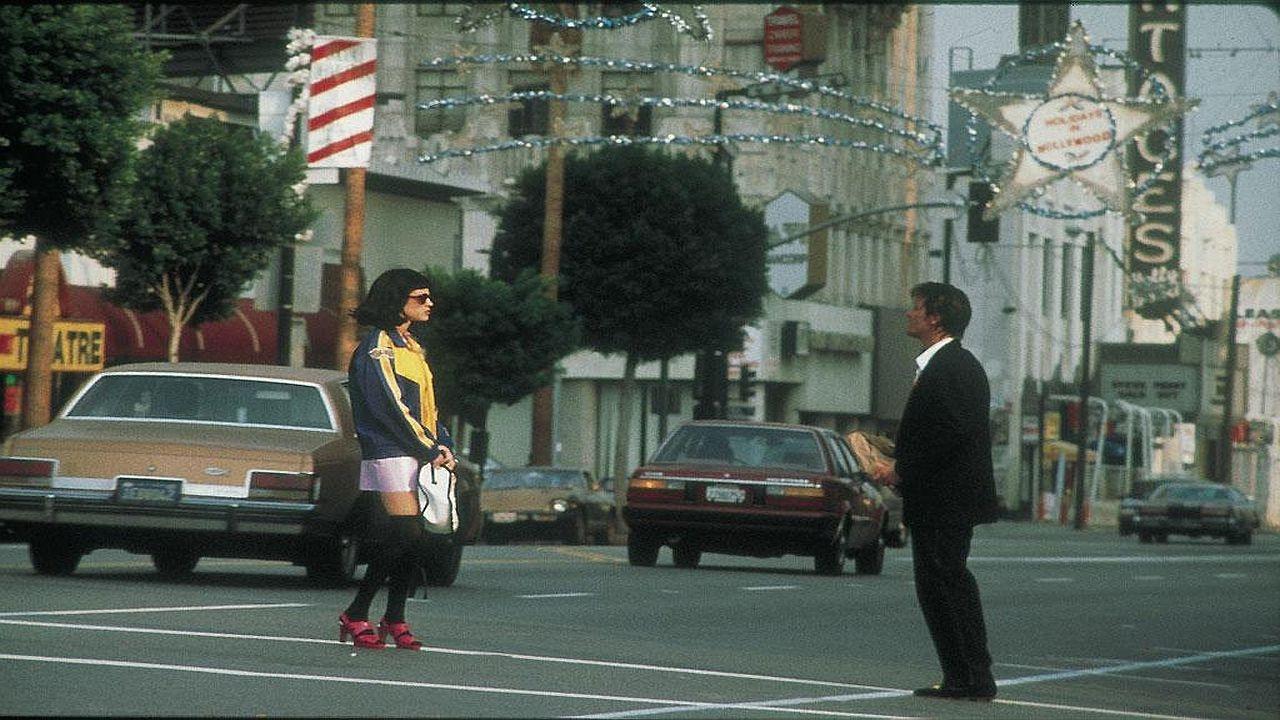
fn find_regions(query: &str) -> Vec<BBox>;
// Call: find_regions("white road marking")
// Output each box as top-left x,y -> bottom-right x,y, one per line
958,554 -> 1280,564
0,603 -> 311,617
741,585 -> 800,591
0,618 -> 891,690
0,653 -> 911,719
1212,573 -> 1247,579
1,618 -> 1272,719
1034,577 -> 1074,583
518,592 -> 597,599
1133,575 -> 1164,581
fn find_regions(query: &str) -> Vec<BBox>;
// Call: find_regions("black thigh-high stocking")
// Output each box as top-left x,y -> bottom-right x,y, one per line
345,556 -> 391,621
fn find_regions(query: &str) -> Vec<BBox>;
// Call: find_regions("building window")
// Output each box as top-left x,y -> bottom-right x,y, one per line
1061,244 -> 1072,318
601,72 -> 652,137
1040,236 -> 1053,317
508,72 -> 549,137
324,3 -> 353,16
415,70 -> 467,137
416,3 -> 467,15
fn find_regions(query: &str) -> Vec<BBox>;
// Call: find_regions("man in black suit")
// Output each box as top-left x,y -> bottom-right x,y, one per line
884,282 -> 1000,701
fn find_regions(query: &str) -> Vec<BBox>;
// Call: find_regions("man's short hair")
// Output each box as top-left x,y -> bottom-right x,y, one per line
910,282 -> 972,339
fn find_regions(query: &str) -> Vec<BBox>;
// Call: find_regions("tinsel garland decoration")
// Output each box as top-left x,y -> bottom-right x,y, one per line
1197,96 -> 1280,174
456,2 -> 712,41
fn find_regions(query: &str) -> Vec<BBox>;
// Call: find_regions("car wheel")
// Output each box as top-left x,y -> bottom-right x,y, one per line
1138,531 -> 1153,543
627,532 -> 660,567
1227,530 -> 1253,546
29,536 -> 82,576
563,511 -> 588,545
884,519 -> 909,549
671,540 -> 701,569
815,525 -> 849,576
306,533 -> 360,587
852,535 -> 885,575
421,542 -> 464,587
151,550 -> 200,579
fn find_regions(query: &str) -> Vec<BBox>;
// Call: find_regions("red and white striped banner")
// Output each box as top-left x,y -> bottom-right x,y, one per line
306,36 -> 377,168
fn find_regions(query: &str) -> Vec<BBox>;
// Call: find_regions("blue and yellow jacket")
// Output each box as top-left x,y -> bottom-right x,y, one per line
348,328 -> 453,462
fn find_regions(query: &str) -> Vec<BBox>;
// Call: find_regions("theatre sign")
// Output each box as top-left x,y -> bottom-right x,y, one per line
1127,2 -> 1188,320
0,318 -> 106,373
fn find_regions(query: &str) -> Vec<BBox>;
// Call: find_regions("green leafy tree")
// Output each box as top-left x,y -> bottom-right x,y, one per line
98,116 -> 316,361
412,267 -> 580,472
491,145 -> 769,497
0,4 -> 162,427
1267,253 -> 1280,278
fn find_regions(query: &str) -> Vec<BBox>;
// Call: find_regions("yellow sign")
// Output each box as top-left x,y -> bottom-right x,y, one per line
0,317 -> 106,373
1043,411 -> 1061,441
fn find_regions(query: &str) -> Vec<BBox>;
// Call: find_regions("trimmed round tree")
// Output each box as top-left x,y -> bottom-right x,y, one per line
492,145 -> 769,496
98,116 -> 316,361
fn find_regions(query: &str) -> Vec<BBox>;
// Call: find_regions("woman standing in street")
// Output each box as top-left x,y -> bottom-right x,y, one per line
338,268 -> 456,650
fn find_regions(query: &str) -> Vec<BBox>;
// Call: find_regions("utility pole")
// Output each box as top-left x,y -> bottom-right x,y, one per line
332,3 -> 375,370
1217,274 -> 1242,483
1072,232 -> 1096,530
530,4 -> 579,465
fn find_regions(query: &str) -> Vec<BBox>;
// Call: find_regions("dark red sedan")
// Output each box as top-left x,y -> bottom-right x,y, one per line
623,421 -> 890,575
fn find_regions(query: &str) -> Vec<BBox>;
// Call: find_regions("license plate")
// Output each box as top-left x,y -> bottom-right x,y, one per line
491,511 -> 517,523
116,478 -> 181,504
706,485 -> 746,504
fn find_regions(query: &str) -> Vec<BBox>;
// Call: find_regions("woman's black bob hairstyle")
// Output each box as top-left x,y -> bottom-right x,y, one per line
352,268 -> 432,330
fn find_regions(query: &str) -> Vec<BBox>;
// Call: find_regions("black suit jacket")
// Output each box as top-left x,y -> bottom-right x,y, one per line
895,340 -> 1000,527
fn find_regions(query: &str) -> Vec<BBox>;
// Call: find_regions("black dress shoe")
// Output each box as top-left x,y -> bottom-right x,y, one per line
912,684 -> 969,699
963,682 -> 997,702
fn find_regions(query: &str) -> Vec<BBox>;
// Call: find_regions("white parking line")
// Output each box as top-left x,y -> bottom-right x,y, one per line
0,603 -> 311,617
0,653 -> 912,719
1034,577 -> 1074,583
1212,573 -> 1247,579
741,585 -> 800,591
518,592 -> 597,599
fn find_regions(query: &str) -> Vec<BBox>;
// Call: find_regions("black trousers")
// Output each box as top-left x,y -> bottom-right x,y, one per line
910,524 -> 994,689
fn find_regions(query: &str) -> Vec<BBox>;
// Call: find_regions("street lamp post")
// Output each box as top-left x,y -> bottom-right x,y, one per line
1064,226 -> 1096,530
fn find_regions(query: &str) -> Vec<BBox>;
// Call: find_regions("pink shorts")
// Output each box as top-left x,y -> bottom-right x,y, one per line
358,457 -> 419,492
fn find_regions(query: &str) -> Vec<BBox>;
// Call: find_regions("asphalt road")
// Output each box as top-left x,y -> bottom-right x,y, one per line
0,523 -> 1276,719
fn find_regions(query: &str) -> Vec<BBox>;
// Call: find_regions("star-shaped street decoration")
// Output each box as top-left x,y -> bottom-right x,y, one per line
951,21 -> 1198,220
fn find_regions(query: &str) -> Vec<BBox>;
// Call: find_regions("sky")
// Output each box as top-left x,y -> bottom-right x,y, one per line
924,2 -> 1279,276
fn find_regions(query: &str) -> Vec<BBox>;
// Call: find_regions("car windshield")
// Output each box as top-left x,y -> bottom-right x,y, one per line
485,469 -> 585,490
1149,484 -> 1232,502
652,425 -> 827,472
65,374 -> 334,431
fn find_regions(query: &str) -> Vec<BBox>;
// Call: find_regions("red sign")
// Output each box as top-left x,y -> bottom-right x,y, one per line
764,6 -> 804,71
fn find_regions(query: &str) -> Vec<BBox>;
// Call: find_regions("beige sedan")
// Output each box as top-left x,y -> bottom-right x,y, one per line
0,362 -> 480,586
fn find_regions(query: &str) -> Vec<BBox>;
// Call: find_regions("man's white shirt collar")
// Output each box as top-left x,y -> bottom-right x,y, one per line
914,336 -> 954,379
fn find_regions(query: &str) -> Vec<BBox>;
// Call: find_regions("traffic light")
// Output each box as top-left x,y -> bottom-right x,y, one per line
967,181 -> 1000,243
739,366 -> 756,402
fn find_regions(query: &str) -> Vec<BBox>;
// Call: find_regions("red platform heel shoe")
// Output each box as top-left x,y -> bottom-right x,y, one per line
338,613 -> 386,649
377,618 -> 423,650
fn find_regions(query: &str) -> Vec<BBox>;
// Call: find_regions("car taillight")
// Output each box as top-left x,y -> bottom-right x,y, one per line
1138,503 -> 1167,516
0,457 -> 55,487
248,471 -> 318,502
765,483 -> 826,508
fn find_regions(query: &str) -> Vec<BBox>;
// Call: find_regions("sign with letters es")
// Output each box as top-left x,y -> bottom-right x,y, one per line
0,317 -> 106,373
1127,3 -> 1186,290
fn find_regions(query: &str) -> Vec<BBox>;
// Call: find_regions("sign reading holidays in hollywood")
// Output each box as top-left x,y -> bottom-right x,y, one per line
950,21 -> 1197,221
1025,94 -> 1115,171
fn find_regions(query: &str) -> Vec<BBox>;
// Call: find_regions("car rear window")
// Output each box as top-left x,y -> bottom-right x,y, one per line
66,374 -> 334,430
653,425 -> 827,472
486,470 -> 585,490
1150,484 -> 1230,502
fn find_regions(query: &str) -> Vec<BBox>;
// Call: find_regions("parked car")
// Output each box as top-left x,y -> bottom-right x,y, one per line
1123,481 -> 1259,545
0,362 -> 481,586
623,420 -> 890,575
481,466 -> 619,545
